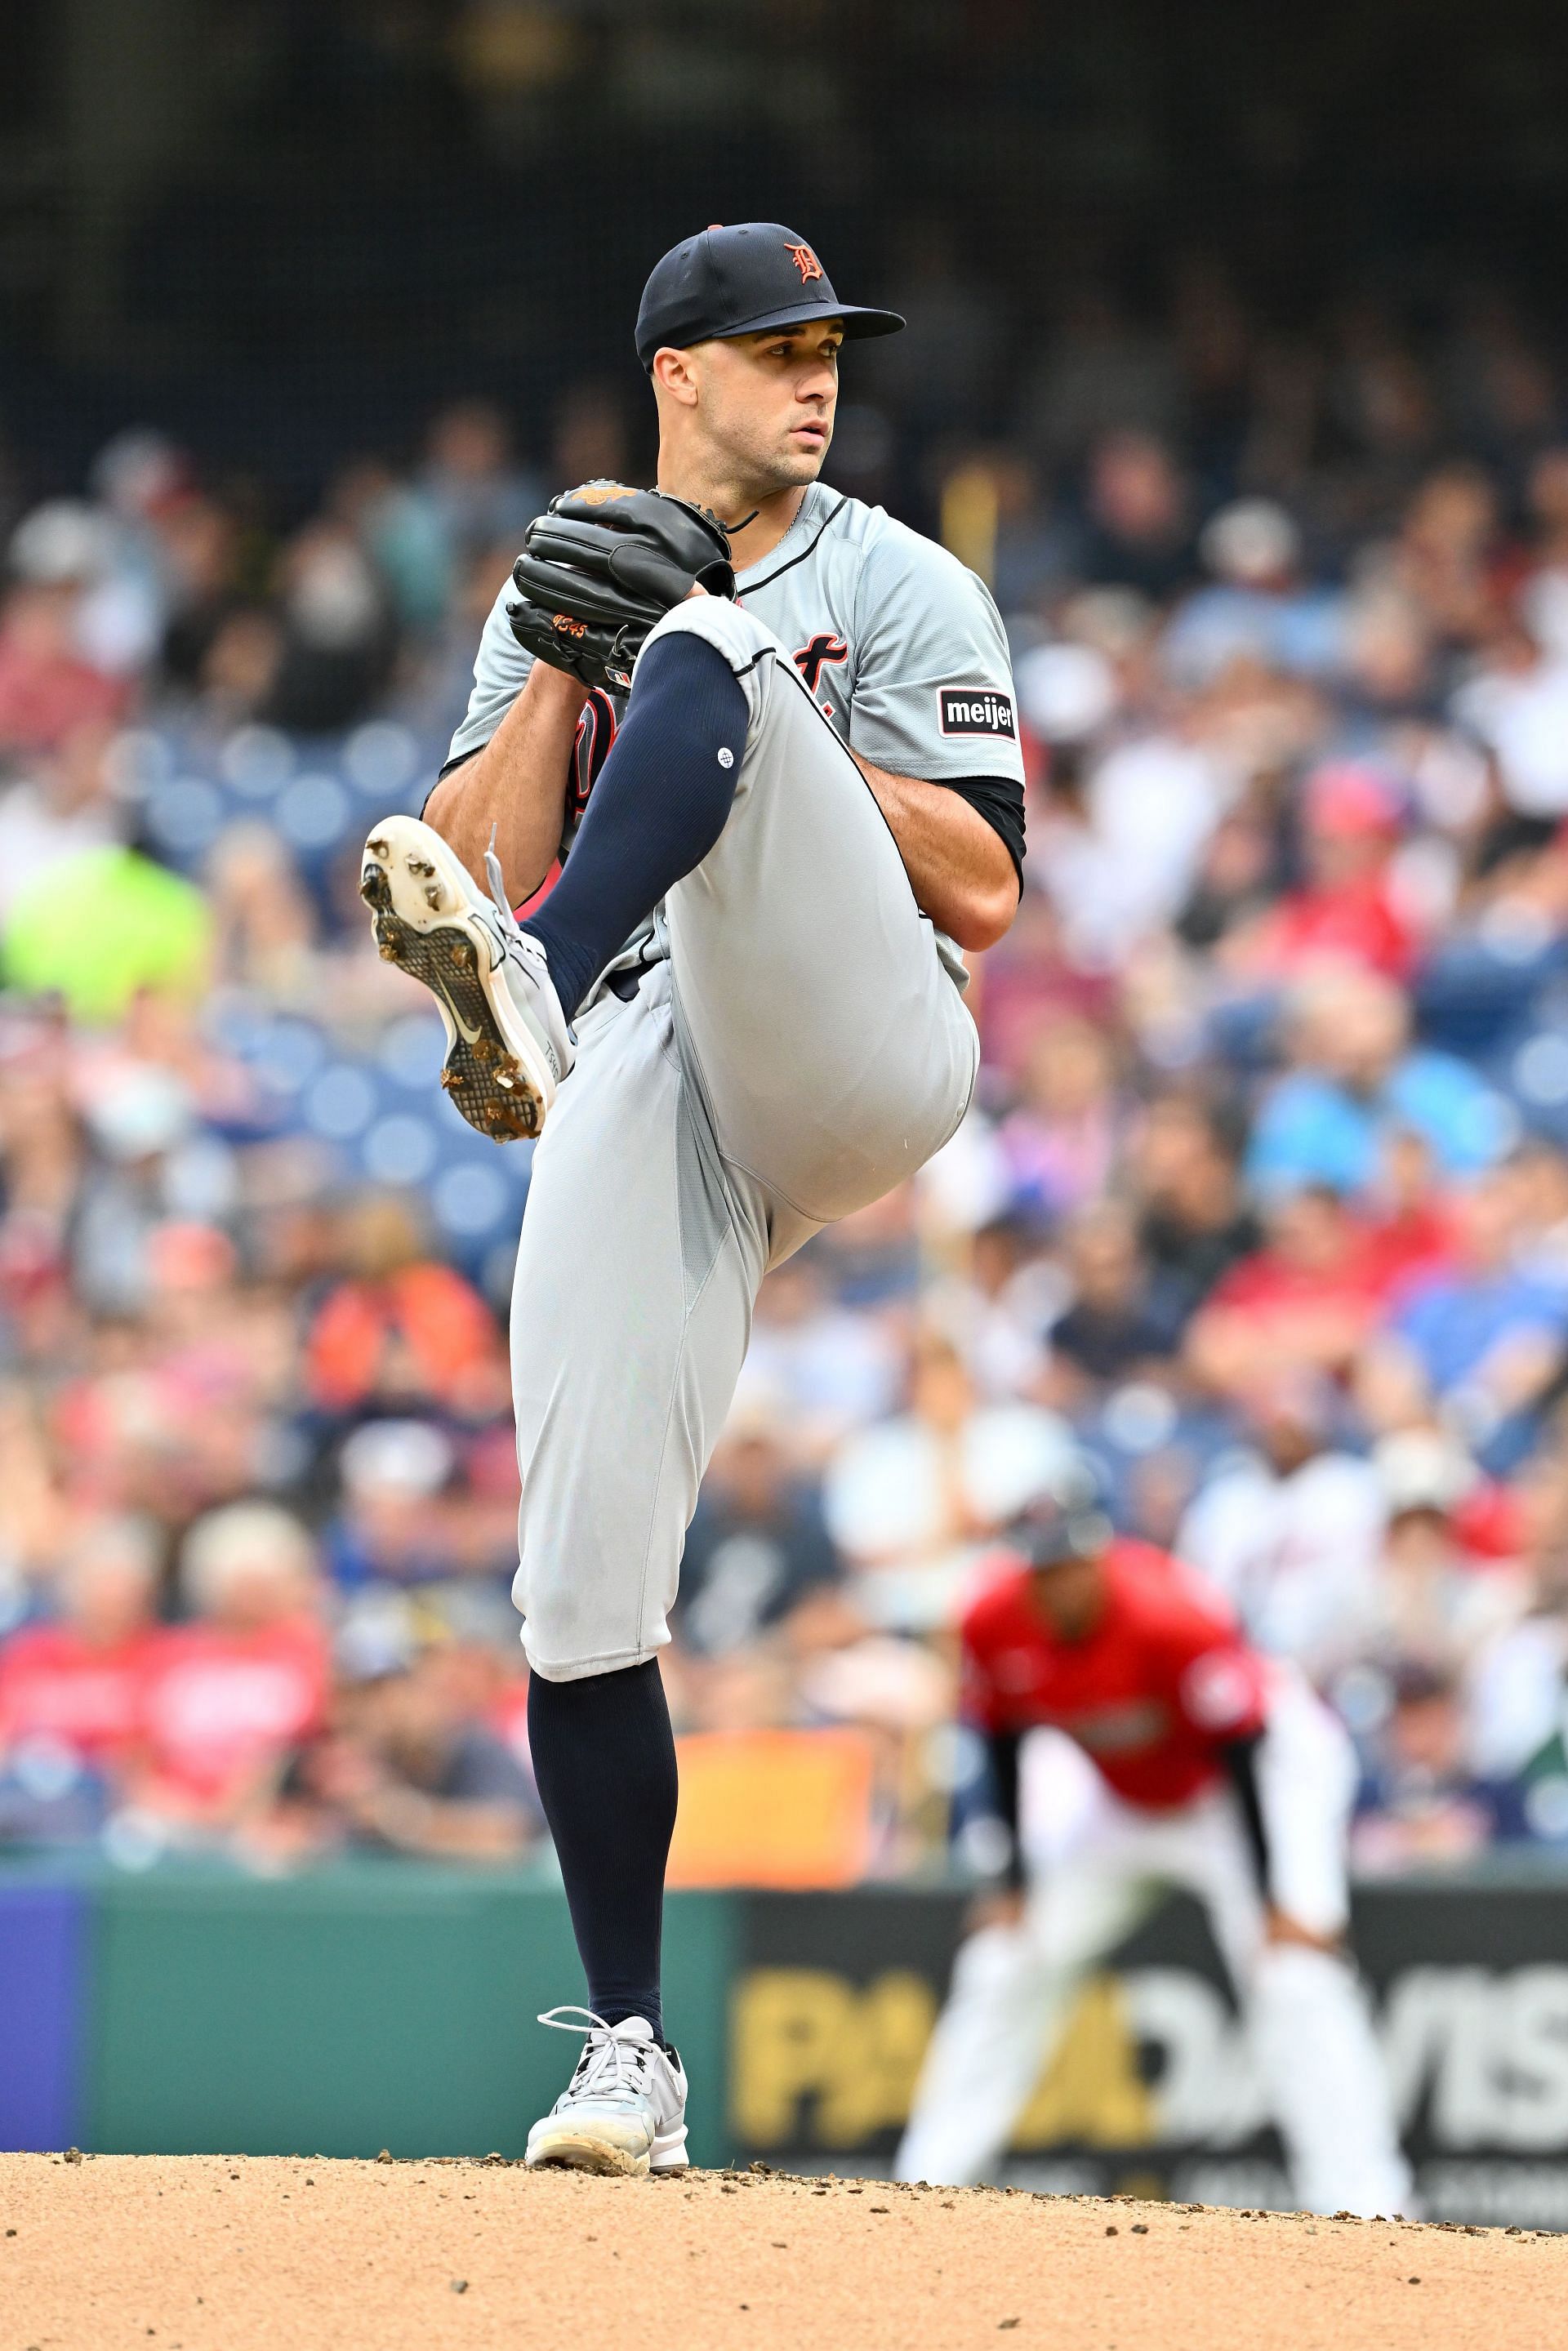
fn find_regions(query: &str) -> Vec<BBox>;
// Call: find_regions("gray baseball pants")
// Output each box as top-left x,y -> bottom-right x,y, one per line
510,598 -> 978,1680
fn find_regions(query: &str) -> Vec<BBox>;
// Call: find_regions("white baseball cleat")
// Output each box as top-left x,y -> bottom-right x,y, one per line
524,2008 -> 689,2177
359,814 -> 573,1142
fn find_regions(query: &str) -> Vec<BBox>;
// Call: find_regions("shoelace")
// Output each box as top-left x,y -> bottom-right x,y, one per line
482,839 -> 516,933
537,2005 -> 655,2107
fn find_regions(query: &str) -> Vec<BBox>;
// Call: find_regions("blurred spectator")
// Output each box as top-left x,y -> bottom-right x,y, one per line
1178,1371 -> 1384,1685
1227,763 -> 1419,983
135,1503 -> 328,1838
1165,500 -> 1345,687
0,1516 -> 162,1774
156,490 -> 249,697
1452,617 -> 1568,822
1045,1202 -> 1179,1398
1521,448 -> 1568,662
998,1017 -> 1123,1221
1352,1659 -> 1507,1872
268,1641 -> 539,1864
1073,433 -> 1196,603
824,1332 -> 1072,1630
741,1257 -> 903,1463
305,1194 -> 501,1417
1363,1429 -> 1526,1669
1245,965 -> 1505,1197
924,1213 -> 1059,1404
1187,1184 -> 1389,1400
1373,1170 -> 1568,1458
675,1393 -> 850,1661
203,822 -> 320,1001
324,1418 -> 458,1596
419,400 -> 542,559
0,724 -> 127,924
0,592 -> 131,760
1463,1440 -> 1568,1788
262,520 -> 395,733
1132,1095 -> 1263,1326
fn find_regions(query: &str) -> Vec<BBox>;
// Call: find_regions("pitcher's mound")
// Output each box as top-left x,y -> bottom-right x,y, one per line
2,2153 -> 1565,2350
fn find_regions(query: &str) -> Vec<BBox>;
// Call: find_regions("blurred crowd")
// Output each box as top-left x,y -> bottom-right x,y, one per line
5,262 -> 1568,1880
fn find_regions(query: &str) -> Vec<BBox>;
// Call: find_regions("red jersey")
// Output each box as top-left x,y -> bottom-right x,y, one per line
961,1539 -> 1267,1810
139,1616 -> 330,1806
0,1623 -> 163,1765
1250,877 -> 1414,982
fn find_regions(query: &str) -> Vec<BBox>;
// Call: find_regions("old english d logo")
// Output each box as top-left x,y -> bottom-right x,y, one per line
786,242 -> 824,285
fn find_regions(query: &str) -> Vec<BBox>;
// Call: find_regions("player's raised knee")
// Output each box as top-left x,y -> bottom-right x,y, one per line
639,590 -> 777,680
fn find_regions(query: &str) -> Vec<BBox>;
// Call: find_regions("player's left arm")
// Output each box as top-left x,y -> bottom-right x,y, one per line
848,525 -> 1026,953
1217,1730 -> 1338,1950
1169,1610 -> 1342,1951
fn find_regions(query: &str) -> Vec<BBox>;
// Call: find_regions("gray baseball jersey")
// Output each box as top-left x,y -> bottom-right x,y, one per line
446,488 -> 1025,1682
448,482 -> 1026,991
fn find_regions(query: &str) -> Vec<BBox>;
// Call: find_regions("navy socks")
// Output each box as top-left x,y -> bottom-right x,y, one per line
521,629 -> 748,1020
526,1658 -> 679,2044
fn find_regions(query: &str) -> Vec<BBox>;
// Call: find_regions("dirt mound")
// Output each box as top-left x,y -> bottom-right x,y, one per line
2,2153 -> 1565,2350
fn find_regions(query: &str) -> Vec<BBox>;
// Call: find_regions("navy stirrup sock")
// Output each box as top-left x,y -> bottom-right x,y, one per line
521,629 -> 748,1021
526,1658 -> 679,2044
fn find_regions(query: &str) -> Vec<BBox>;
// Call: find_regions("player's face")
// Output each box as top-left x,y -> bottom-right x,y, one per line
1027,1552 -> 1107,1639
695,323 -> 843,493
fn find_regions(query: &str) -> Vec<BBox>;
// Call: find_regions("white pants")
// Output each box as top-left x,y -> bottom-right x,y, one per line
896,1678 -> 1412,2216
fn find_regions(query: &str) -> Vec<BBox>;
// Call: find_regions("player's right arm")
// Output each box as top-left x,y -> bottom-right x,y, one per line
421,580 -> 587,902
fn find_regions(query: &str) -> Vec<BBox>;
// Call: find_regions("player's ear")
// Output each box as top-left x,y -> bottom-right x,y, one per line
651,346 -> 702,409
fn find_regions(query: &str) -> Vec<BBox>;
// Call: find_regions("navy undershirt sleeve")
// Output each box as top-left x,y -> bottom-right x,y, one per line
942,773 -> 1027,885
520,630 -> 748,1020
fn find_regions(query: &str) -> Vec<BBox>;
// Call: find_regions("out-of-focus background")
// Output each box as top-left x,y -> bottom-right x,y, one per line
3,0 -> 1568,2218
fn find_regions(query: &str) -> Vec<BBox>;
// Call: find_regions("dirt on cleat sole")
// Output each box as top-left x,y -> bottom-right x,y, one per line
528,2135 -> 649,2179
359,855 -> 542,1142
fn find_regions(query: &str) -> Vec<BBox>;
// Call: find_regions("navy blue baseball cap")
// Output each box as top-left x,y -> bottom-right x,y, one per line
635,222 -> 904,370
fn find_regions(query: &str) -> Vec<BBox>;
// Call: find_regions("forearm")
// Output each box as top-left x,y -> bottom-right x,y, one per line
423,661 -> 587,905
853,755 -> 1019,952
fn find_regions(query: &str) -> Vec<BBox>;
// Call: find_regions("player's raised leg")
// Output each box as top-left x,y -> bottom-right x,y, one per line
652,597 -> 979,1227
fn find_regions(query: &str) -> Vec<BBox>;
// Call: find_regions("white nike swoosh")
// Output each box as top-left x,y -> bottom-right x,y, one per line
433,977 -> 486,1046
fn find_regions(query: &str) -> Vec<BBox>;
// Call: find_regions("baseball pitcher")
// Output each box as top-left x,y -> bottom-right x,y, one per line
360,224 -> 1024,2171
895,1458 -> 1412,2215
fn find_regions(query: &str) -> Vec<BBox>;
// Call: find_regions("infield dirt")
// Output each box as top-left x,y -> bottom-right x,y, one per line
2,2152 -> 1566,2350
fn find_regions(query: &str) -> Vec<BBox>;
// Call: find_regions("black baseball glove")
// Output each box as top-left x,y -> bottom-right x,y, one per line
506,482 -> 736,694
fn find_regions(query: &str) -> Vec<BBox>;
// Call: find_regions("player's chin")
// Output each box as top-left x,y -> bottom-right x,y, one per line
779,430 -> 831,479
